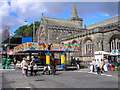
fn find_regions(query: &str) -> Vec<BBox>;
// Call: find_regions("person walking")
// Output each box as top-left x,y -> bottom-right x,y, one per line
7,56 -> 11,69
51,57 -> 56,75
101,59 -> 105,72
21,57 -> 28,77
92,59 -> 96,72
96,59 -> 101,74
104,58 -> 109,71
76,58 -> 80,70
13,57 -> 17,69
2,56 -> 7,69
29,59 -> 35,76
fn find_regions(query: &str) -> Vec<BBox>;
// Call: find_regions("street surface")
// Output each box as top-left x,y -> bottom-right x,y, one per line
1,68 -> 119,89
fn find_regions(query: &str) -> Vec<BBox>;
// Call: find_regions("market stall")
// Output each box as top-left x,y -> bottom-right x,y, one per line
14,42 -> 80,68
94,50 -> 120,71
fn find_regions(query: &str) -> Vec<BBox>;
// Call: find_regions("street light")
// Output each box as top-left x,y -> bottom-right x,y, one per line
33,22 -> 35,42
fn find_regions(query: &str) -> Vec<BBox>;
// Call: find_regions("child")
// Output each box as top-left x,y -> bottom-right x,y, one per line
42,65 -> 51,75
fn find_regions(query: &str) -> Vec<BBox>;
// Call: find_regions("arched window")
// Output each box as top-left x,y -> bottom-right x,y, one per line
85,40 -> 93,54
110,34 -> 120,51
110,36 -> 120,51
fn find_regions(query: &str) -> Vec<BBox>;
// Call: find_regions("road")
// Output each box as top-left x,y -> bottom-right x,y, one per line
1,68 -> 119,89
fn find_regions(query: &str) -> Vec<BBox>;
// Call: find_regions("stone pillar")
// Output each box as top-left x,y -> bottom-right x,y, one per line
46,52 -> 50,65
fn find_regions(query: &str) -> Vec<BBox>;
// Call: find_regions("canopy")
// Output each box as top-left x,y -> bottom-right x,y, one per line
14,42 -> 80,53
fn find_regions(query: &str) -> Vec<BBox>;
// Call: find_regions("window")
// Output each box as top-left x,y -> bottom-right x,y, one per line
85,40 -> 93,54
110,38 -> 120,51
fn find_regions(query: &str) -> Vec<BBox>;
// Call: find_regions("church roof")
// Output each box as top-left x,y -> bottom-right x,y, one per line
42,17 -> 82,29
87,16 -> 120,29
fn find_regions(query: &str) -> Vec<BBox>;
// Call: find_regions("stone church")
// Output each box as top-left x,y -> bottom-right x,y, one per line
34,4 -> 120,61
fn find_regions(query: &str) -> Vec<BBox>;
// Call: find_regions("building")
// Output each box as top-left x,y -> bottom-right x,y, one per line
34,4 -> 120,61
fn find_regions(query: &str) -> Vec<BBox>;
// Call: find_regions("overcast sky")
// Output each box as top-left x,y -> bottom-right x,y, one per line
0,0 -> 119,43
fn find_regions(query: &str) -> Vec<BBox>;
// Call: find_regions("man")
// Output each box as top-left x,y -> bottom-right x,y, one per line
71,57 -> 76,66
92,59 -> 96,72
51,57 -> 56,75
29,59 -> 35,76
96,59 -> 101,74
13,56 -> 17,69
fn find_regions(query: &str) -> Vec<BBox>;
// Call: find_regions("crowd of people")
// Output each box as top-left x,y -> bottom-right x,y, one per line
20,56 -> 57,77
2,55 -> 112,76
90,58 -> 109,74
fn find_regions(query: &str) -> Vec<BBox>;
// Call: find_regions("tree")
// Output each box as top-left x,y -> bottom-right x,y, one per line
14,25 -> 28,36
14,21 -> 40,37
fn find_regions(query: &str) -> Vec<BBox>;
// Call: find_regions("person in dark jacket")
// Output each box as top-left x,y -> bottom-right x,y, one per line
13,57 -> 17,69
51,57 -> 56,75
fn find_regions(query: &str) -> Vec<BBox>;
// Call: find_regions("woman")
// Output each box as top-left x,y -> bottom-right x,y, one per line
101,59 -> 105,72
21,57 -> 28,76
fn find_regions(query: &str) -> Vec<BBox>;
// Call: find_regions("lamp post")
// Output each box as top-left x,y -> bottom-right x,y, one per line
33,22 -> 35,42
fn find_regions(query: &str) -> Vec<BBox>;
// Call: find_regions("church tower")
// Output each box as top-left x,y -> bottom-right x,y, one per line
70,4 -> 79,20
70,4 -> 83,27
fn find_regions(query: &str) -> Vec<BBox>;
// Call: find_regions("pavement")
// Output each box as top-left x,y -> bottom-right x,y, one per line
0,64 -> 119,89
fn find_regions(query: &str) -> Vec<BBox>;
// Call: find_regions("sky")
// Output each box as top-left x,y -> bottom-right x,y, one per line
0,0 -> 119,43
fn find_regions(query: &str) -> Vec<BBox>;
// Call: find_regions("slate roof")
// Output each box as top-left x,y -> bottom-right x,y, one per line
42,17 -> 82,29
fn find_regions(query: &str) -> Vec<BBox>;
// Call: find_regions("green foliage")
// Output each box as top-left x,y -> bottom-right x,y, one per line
14,21 -> 40,36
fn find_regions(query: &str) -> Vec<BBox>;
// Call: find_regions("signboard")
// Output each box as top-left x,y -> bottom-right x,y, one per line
14,42 -> 80,53
22,37 -> 32,44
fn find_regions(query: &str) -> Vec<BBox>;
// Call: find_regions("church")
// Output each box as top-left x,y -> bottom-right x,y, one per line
34,4 -> 120,61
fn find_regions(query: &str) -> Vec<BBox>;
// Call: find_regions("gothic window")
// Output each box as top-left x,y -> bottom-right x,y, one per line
110,38 -> 120,51
84,40 -> 93,54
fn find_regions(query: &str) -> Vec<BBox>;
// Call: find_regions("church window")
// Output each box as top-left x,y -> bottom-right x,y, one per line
85,40 -> 93,54
110,37 -> 120,51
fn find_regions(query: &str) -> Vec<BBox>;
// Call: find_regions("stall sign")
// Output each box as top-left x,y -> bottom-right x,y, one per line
14,42 -> 80,52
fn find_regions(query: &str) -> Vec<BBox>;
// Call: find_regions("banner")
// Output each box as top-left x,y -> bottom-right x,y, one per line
14,42 -> 80,52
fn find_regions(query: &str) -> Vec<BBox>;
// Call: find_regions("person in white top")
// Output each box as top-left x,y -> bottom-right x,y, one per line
92,59 -> 96,72
21,57 -> 28,76
90,63 -> 93,72
104,58 -> 109,71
